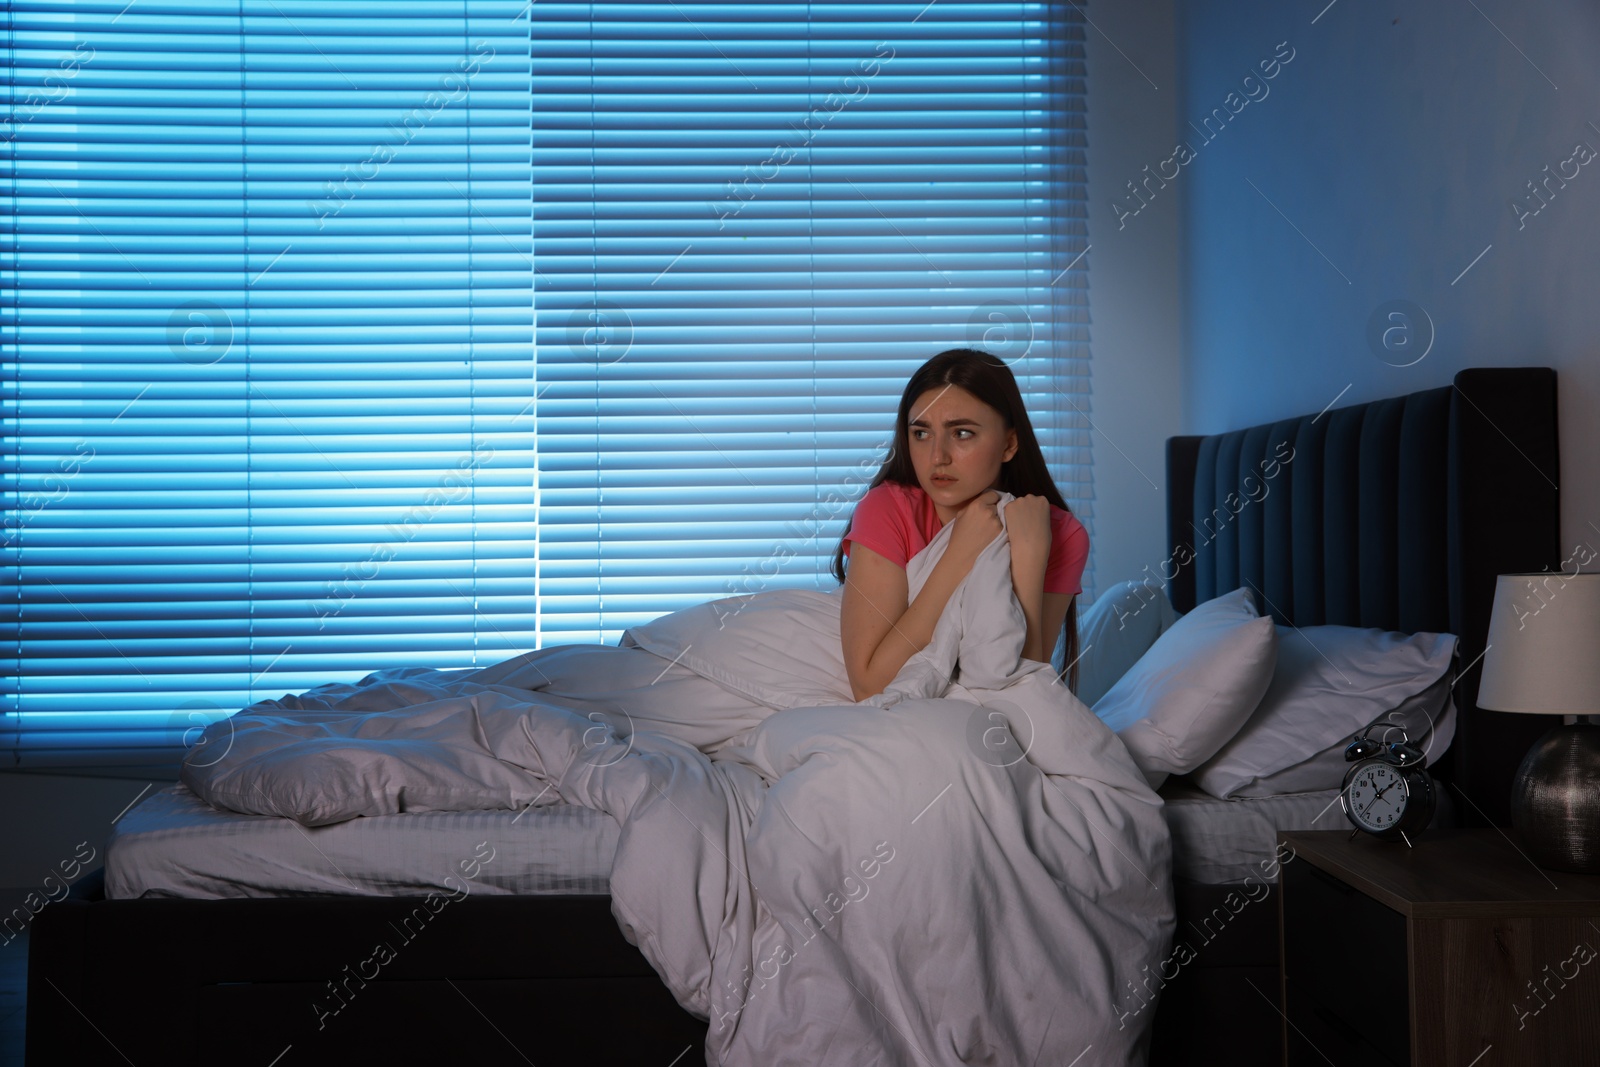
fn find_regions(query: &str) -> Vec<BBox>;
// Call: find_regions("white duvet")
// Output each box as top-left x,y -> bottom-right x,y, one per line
183,497 -> 1175,1066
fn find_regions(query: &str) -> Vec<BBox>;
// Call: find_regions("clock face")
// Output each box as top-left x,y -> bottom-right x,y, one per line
1345,762 -> 1410,832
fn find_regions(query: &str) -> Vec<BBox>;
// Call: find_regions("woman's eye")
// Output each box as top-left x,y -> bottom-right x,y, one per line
954,429 -> 973,439
911,429 -> 928,440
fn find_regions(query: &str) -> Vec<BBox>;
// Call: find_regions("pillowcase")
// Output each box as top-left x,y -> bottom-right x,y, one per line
1190,626 -> 1458,799
621,588 -> 855,710
1062,579 -> 1181,705
1093,587 -> 1278,790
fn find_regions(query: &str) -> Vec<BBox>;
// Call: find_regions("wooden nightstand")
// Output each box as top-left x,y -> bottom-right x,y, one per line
1278,829 -> 1600,1067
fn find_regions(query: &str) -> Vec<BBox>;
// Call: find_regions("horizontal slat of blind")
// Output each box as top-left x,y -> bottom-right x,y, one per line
3,0 -> 534,770
530,1 -> 1090,641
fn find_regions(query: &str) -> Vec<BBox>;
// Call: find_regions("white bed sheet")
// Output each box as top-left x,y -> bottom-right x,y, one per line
105,783 -> 618,899
107,780 -> 1351,899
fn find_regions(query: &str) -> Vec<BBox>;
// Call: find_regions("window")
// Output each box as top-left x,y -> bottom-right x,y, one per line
2,0 -> 1088,772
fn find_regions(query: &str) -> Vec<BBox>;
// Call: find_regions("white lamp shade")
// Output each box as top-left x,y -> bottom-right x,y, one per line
1478,572 -> 1600,714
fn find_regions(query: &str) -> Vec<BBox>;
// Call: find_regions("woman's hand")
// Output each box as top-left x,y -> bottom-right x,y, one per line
1004,494 -> 1052,569
947,490 -> 1004,561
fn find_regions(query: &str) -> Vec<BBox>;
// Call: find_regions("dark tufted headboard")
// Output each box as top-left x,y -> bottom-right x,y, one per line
1166,367 -> 1560,826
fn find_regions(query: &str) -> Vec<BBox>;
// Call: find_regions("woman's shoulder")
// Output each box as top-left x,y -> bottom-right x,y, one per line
856,480 -> 931,520
846,481 -> 934,566
1048,503 -> 1089,547
862,480 -> 925,504
1047,501 -> 1085,527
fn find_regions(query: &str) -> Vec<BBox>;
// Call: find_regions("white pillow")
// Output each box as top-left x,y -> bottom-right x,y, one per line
1190,626 -> 1458,799
621,588 -> 855,710
1093,587 -> 1277,790
1065,580 -> 1181,705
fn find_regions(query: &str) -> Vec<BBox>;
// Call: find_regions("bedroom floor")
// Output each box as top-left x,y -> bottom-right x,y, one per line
0,928 -> 25,1065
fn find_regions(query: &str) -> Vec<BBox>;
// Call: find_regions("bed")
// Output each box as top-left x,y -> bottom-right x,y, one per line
26,366 -> 1561,1066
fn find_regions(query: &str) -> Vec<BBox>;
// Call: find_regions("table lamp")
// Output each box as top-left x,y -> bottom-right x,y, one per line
1477,572 -> 1600,874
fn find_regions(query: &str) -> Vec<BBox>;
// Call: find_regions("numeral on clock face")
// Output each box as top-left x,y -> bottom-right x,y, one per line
1353,764 -> 1408,831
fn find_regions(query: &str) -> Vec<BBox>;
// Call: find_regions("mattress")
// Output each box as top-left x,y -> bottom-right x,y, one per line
105,784 -> 619,899
1159,782 -> 1349,884
107,779 -> 1363,898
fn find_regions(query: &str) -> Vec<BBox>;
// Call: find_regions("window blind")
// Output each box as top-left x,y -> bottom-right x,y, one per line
2,1 -> 535,771
531,1 -> 1091,643
3,0 -> 1089,773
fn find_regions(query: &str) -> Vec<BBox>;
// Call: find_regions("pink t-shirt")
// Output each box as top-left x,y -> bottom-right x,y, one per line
842,481 -> 1089,595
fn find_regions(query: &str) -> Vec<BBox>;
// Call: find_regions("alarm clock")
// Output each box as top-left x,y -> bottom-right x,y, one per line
1340,723 -> 1435,843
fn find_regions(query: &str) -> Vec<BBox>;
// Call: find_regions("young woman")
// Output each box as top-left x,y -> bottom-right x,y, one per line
833,349 -> 1088,701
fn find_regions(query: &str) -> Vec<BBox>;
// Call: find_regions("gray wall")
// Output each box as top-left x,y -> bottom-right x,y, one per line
1180,0 -> 1597,554
1084,0 -> 1185,600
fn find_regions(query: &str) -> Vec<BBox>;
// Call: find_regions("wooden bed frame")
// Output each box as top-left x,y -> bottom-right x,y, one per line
27,367 -> 1561,1066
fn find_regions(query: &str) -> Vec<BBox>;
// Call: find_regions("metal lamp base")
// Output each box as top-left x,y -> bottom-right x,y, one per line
1511,723 -> 1600,875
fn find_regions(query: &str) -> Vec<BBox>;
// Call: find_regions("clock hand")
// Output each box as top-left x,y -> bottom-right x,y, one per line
1373,776 -> 1407,804
1357,777 -> 1400,819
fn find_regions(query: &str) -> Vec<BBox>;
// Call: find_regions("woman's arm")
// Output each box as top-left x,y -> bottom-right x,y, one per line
1034,593 -> 1074,666
1005,496 -> 1073,664
840,493 -> 1001,701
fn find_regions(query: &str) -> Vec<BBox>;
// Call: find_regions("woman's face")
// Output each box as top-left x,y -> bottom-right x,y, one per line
906,384 -> 1018,524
